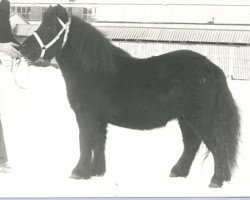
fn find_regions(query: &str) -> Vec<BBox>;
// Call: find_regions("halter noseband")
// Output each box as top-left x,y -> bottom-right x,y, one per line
32,17 -> 71,58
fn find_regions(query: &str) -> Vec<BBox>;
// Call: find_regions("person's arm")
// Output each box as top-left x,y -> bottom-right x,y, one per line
0,42 -> 21,58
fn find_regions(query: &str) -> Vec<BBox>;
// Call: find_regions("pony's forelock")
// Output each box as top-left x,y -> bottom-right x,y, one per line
42,5 -> 69,26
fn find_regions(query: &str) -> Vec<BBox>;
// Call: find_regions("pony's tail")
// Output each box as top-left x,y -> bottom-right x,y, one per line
214,69 -> 240,176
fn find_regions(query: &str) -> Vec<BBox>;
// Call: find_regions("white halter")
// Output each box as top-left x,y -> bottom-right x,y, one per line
32,17 -> 71,58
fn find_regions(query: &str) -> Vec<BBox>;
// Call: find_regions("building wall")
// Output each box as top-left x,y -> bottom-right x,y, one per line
11,5 -> 95,21
10,3 -> 250,24
94,4 -> 250,23
30,7 -> 42,20
71,7 -> 83,18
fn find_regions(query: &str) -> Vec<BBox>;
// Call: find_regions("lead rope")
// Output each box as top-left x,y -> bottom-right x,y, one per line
11,57 -> 30,89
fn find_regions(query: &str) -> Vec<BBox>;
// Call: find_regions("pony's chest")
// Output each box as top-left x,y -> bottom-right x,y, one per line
64,78 -> 112,112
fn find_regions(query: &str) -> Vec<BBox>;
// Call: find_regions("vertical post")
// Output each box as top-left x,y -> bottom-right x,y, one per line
228,46 -> 234,79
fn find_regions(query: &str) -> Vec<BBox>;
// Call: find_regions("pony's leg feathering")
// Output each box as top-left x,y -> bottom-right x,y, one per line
70,110 -> 107,179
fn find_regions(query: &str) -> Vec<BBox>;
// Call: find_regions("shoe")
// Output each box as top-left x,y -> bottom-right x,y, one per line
0,162 -> 11,173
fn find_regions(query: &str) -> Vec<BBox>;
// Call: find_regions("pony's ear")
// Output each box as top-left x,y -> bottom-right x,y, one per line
55,4 -> 68,21
57,4 -> 64,8
0,0 -> 10,15
56,4 -> 67,13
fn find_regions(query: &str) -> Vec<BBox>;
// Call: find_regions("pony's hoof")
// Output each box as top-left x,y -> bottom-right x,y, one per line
70,173 -> 82,179
92,164 -> 106,177
170,172 -> 177,177
92,170 -> 105,177
71,167 -> 92,180
70,173 -> 92,180
209,176 -> 223,188
170,166 -> 189,178
209,182 -> 222,188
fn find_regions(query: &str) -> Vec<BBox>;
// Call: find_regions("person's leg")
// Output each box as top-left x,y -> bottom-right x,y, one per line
0,119 -> 8,163
0,118 -> 10,172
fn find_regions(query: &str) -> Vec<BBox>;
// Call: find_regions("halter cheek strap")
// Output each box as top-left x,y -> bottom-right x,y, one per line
33,32 -> 47,58
57,17 -> 70,48
32,17 -> 71,58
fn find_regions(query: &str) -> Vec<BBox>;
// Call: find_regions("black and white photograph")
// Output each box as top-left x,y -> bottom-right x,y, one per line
0,0 -> 250,197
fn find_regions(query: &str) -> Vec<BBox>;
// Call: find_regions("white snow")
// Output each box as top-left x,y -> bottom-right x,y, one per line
0,63 -> 249,197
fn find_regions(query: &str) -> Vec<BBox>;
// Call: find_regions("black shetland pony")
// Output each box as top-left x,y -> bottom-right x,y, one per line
21,5 -> 240,188
0,0 -> 20,167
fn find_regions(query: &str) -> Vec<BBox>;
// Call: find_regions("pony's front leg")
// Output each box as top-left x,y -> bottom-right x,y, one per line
71,111 -> 95,179
91,122 -> 107,177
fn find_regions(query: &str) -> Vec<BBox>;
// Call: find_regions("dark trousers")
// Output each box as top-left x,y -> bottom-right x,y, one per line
0,119 -> 7,163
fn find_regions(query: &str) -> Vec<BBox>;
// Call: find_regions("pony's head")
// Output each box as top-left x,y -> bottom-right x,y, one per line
0,0 -> 17,43
21,4 -> 70,62
21,4 -> 122,73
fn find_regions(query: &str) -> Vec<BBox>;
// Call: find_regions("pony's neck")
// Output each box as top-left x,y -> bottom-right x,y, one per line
57,16 -> 118,74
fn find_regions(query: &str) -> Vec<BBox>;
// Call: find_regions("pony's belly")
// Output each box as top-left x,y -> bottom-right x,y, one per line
110,119 -> 169,130
106,89 -> 181,130
107,103 -> 176,130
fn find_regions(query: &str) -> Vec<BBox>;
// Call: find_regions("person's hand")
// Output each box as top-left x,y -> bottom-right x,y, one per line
0,42 -> 21,58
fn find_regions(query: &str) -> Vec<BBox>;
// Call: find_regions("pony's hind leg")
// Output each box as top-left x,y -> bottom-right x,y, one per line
209,143 -> 232,188
186,115 -> 232,188
197,130 -> 231,188
91,122 -> 107,177
170,116 -> 201,178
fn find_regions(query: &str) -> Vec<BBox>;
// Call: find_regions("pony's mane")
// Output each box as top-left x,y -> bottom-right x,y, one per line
63,16 -> 130,73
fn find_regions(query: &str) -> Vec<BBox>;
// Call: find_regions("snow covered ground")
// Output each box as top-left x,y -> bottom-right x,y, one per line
0,64 -> 249,197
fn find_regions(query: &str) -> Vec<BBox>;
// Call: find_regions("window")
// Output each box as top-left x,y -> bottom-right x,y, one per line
82,7 -> 88,15
16,6 -> 31,20
10,6 -> 16,13
17,6 -> 21,13
82,7 -> 96,22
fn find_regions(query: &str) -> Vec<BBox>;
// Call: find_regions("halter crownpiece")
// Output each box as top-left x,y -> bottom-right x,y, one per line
32,17 -> 71,58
